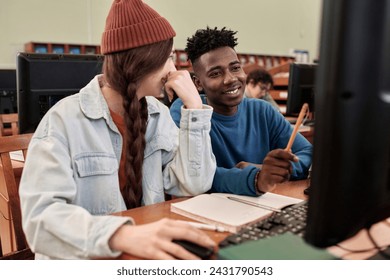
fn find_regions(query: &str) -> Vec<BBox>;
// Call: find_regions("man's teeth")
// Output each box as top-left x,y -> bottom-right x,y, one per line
225,89 -> 239,94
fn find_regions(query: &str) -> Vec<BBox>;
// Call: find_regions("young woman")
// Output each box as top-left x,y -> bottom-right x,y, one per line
19,0 -> 216,260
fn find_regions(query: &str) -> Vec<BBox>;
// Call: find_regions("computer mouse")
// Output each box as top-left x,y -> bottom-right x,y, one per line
172,240 -> 214,259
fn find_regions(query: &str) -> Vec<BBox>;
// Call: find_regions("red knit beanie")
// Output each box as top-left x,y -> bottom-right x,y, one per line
101,0 -> 176,54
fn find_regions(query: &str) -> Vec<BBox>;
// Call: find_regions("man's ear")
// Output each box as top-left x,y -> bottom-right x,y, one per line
193,75 -> 203,92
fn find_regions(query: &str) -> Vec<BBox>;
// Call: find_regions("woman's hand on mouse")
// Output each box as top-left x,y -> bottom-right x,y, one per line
109,218 -> 216,260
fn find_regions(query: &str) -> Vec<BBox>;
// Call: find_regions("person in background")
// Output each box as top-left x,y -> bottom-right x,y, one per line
19,0 -> 216,260
245,68 -> 281,112
170,27 -> 312,196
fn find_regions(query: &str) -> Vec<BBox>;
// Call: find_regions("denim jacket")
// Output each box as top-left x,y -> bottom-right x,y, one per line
19,75 -> 215,259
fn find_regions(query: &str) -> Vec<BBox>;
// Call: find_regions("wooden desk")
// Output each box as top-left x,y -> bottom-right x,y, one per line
113,180 -> 308,260
113,179 -> 390,260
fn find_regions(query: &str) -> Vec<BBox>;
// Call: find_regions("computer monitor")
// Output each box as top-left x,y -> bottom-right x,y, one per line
0,69 -> 17,114
286,63 -> 317,118
304,0 -> 390,248
17,52 -> 103,133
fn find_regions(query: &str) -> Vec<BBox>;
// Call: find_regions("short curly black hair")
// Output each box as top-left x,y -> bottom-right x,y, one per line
246,68 -> 274,87
185,26 -> 238,63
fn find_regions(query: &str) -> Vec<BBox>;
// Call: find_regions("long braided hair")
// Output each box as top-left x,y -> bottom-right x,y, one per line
103,38 -> 174,208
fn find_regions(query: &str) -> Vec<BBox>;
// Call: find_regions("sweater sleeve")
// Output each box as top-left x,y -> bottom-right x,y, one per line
210,165 -> 260,196
290,133 -> 312,180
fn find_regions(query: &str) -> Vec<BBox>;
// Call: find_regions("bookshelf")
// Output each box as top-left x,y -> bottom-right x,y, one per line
173,49 -> 295,72
268,62 -> 292,115
238,53 -> 294,70
24,42 -> 101,55
24,44 -> 292,70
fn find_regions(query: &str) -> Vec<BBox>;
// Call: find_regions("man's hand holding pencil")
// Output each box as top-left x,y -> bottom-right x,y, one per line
255,103 -> 309,194
255,149 -> 299,193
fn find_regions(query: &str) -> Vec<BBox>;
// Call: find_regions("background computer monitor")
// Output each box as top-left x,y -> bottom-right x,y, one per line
0,69 -> 17,114
17,53 -> 103,133
304,0 -> 390,248
286,62 -> 317,118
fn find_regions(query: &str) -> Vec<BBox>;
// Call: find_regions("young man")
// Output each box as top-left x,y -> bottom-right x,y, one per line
170,27 -> 312,196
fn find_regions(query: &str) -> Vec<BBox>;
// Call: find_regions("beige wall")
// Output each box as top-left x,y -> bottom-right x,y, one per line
0,0 -> 112,68
145,0 -> 323,59
0,0 -> 322,69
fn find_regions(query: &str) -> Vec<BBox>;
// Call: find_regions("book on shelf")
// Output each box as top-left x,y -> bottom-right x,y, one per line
171,192 -> 302,233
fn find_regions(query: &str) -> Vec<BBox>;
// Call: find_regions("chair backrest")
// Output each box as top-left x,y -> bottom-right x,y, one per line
0,113 -> 19,136
0,133 -> 34,259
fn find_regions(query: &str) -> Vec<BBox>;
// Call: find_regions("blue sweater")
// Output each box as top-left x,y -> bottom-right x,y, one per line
170,96 -> 312,196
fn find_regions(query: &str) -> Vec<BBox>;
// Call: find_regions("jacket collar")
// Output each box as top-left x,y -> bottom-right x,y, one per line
79,75 -> 110,120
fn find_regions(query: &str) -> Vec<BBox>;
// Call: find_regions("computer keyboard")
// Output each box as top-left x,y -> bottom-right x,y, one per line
219,200 -> 308,248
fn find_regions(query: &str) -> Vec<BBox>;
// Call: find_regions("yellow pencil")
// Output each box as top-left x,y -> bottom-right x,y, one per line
285,103 -> 309,151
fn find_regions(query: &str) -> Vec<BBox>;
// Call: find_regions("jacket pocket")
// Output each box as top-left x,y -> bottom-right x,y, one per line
74,153 -> 118,177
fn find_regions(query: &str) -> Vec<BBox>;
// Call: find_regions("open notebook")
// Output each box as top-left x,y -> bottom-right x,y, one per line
171,193 -> 302,233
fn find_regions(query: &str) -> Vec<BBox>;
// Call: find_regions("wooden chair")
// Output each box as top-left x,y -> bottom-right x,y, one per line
0,113 -> 19,136
0,133 -> 34,259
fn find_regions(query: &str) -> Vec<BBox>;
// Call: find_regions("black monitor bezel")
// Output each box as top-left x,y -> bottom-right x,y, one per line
0,69 -> 17,114
286,62 -> 317,117
16,52 -> 103,134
